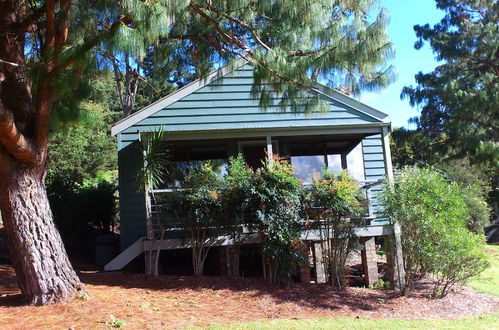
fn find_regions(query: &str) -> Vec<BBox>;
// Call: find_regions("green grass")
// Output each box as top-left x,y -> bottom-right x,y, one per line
468,244 -> 499,297
200,314 -> 499,330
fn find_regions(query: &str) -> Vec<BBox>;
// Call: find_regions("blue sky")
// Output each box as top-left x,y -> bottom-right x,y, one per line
358,0 -> 445,128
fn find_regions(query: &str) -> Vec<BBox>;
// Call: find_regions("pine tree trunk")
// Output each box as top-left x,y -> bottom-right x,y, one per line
0,165 -> 86,305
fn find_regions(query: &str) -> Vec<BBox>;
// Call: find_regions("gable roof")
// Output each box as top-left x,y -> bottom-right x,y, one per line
111,61 -> 390,136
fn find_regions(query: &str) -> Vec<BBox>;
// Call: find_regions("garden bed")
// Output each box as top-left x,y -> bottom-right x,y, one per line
0,264 -> 497,329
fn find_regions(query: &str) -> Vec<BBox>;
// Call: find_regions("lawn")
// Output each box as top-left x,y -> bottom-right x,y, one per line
204,314 -> 499,330
468,245 -> 499,297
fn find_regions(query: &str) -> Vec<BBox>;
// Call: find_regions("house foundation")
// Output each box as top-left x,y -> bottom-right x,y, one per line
360,236 -> 379,286
313,242 -> 327,283
383,225 -> 405,290
218,246 -> 240,276
296,241 -> 312,283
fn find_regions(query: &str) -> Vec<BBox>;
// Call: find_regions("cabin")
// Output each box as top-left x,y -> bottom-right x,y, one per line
108,61 -> 405,288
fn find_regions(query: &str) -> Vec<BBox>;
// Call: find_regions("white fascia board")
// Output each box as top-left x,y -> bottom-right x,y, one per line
111,60 -> 247,136
312,84 -> 391,124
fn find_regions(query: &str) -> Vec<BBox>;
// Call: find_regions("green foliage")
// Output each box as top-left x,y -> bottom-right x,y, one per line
135,127 -> 172,275
371,278 -> 391,290
430,227 -> 488,298
402,0 -> 499,169
182,162 -> 225,228
381,167 -> 489,297
171,162 -> 225,276
304,170 -> 366,287
48,172 -> 117,250
389,127 -> 442,168
176,155 -> 304,283
47,79 -> 118,186
47,122 -> 116,188
92,0 -> 395,117
246,156 -> 303,285
46,72 -> 119,243
167,155 -> 371,285
390,128 -> 494,233
219,155 -> 255,275
439,160 -> 492,233
106,315 -> 126,329
468,245 -> 499,297
223,155 -> 254,222
136,126 -> 171,191
134,43 -> 199,110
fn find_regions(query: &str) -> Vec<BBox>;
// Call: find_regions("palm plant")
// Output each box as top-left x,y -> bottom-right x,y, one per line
137,126 -> 171,275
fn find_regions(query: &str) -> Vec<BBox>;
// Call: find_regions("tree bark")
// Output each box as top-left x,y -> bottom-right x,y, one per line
0,161 -> 86,305
0,1 -> 87,305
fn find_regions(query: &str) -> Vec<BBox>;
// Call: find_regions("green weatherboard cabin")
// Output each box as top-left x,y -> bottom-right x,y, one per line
108,61 -> 405,288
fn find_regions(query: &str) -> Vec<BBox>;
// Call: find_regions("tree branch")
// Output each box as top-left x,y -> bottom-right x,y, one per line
12,3 -> 46,34
0,100 -> 37,163
217,10 -> 272,52
55,0 -> 70,51
44,0 -> 56,65
188,3 -> 319,91
0,58 -> 25,67
48,16 -> 128,79
167,35 -> 199,41
189,3 -> 253,54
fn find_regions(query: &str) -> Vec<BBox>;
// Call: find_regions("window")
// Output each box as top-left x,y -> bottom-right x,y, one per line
164,145 -> 228,188
346,143 -> 365,181
327,154 -> 342,173
292,155 -> 325,184
289,139 -> 365,184
290,142 -> 343,184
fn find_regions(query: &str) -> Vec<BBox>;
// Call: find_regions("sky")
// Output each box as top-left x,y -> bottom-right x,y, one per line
358,0 -> 445,128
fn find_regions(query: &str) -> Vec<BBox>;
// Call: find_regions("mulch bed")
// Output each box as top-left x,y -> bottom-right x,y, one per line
0,264 -> 498,329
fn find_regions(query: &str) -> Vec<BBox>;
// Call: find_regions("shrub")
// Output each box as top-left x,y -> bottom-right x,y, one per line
304,170 -> 366,287
438,160 -> 492,234
47,171 -> 117,245
430,227 -> 488,298
220,155 -> 255,276
381,167 -> 488,297
171,161 -> 224,276
247,156 -> 303,285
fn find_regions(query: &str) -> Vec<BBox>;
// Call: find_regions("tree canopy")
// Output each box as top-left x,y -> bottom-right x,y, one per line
402,0 -> 498,168
98,0 -> 397,116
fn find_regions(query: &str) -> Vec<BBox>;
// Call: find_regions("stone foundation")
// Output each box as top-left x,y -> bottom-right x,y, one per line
360,236 -> 379,286
313,242 -> 327,283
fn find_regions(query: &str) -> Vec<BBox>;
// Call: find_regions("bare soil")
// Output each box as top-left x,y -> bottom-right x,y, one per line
0,264 -> 498,329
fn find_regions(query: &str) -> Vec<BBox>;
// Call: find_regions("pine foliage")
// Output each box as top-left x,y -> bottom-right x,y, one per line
402,0 -> 498,168
74,0 -> 395,115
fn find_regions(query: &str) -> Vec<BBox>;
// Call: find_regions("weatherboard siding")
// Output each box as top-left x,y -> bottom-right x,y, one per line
362,134 -> 388,224
118,143 -> 147,250
116,65 -> 392,249
118,65 -> 380,150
